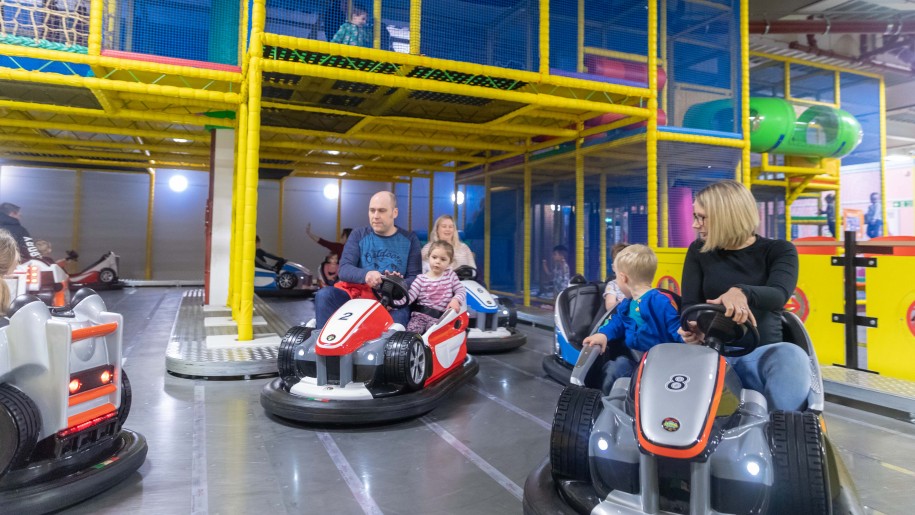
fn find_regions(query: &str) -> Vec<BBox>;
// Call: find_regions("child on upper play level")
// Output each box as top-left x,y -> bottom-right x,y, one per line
330,7 -> 371,48
583,244 -> 682,394
402,241 -> 466,334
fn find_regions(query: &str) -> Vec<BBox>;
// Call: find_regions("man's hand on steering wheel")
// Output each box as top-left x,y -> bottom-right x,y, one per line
365,270 -> 383,288
707,287 -> 757,327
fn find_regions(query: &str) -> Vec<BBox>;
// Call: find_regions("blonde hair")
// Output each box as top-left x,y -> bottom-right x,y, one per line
0,230 -> 21,313
430,214 -> 462,248
613,244 -> 657,285
695,180 -> 760,252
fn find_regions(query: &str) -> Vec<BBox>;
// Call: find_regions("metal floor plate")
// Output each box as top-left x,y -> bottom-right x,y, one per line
165,290 -> 291,378
822,365 -> 915,416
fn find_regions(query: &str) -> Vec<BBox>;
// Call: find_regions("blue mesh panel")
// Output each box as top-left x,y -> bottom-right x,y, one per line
840,73 -> 880,166
789,64 -> 835,104
103,0 -> 240,65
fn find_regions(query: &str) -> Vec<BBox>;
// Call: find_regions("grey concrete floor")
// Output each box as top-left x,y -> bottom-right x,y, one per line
57,287 -> 915,514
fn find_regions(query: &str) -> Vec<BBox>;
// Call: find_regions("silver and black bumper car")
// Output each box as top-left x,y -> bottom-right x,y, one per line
524,304 -> 862,515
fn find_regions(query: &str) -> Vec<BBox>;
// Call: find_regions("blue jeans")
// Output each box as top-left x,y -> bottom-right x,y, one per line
726,342 -> 811,411
600,356 -> 637,395
314,286 -> 410,329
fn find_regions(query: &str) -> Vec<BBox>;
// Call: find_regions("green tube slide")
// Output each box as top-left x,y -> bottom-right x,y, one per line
682,97 -> 863,158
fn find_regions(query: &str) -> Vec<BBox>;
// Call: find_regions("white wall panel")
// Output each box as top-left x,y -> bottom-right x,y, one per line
281,176 -> 339,275
151,169 -> 208,280
257,180 -> 280,253
0,167 -> 77,257
80,171 -> 150,280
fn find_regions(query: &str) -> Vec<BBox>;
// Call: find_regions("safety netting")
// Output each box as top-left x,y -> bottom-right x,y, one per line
0,0 -> 89,49
101,0 -> 240,66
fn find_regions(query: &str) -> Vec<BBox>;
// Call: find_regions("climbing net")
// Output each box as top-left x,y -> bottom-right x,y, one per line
0,0 -> 89,47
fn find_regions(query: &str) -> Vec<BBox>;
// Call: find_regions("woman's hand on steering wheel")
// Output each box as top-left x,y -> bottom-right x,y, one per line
708,287 -> 757,327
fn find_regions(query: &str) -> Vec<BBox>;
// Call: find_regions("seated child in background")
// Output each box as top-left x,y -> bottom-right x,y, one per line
583,244 -> 682,395
542,244 -> 570,296
330,7 -> 370,48
402,241 -> 466,334
255,235 -> 285,271
0,229 -> 21,313
320,253 -> 339,286
602,242 -> 630,312
35,239 -> 54,265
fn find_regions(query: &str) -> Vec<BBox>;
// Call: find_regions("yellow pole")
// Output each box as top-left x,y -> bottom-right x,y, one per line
484,167 -> 491,288
336,179 -> 343,244
428,173 -> 434,235
278,179 -> 285,255
660,0 -> 668,113
72,171 -> 82,252
239,0 -> 267,341
575,122 -> 584,276
539,0 -> 549,75
88,0 -> 103,55
373,0 -> 382,49
577,0 -> 584,73
880,77 -> 887,228
523,147 -> 531,307
660,163 -> 668,247
145,170 -> 155,280
740,0 -> 750,183
239,0 -> 249,68
646,0 -> 659,247
410,0 -> 421,55
834,71 -> 841,106
231,101 -> 249,315
599,173 -> 606,279
453,172 -> 458,222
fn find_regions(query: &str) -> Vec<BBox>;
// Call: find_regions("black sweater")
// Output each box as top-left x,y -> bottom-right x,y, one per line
681,235 -> 798,346
0,212 -> 41,261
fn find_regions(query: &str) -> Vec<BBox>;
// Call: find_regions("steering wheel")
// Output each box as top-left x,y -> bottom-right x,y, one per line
679,303 -> 760,357
453,265 -> 477,281
376,274 -> 409,308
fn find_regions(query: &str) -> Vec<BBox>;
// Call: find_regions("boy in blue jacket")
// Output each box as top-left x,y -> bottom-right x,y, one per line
583,244 -> 682,394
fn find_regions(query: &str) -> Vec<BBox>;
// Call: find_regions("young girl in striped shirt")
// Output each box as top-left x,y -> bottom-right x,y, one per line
404,241 -> 466,334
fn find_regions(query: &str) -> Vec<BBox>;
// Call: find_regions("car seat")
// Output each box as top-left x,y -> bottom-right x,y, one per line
556,281 -> 607,349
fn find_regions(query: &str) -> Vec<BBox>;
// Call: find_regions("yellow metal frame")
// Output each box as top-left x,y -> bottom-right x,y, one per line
0,0 -> 891,347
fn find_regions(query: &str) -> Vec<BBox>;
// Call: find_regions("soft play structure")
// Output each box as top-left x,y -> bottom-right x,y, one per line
683,97 -> 863,158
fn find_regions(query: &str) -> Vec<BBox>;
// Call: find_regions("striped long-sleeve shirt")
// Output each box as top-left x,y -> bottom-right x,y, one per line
406,268 -> 466,311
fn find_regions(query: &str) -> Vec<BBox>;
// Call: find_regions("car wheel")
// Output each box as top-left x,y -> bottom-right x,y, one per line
768,410 -> 831,515
497,297 -> 518,327
278,326 -> 312,387
277,272 -> 298,289
384,332 -> 429,391
117,370 -> 132,429
99,268 -> 117,284
0,384 -> 41,475
550,385 -> 602,482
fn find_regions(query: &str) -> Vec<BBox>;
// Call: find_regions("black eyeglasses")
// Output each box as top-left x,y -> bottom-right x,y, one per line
692,213 -> 706,225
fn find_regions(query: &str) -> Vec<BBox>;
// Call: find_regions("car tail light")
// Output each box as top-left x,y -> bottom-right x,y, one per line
26,264 -> 39,287
69,378 -> 82,394
57,410 -> 117,438
69,365 -> 115,396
